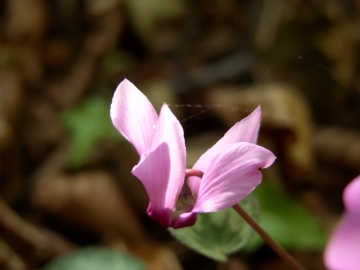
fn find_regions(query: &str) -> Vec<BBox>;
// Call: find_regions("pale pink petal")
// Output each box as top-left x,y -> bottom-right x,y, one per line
188,107 -> 262,195
110,79 -> 158,156
219,106 -> 262,144
191,142 -> 275,213
344,175 -> 360,214
324,213 -> 360,270
132,104 -> 186,227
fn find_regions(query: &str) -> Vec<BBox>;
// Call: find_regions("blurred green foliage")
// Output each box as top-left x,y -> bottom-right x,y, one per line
246,180 -> 327,251
42,247 -> 145,270
61,96 -> 122,168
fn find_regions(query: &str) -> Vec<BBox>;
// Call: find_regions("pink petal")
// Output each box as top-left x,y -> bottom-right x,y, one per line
132,104 -> 186,227
188,107 -> 262,196
110,79 -> 158,156
171,212 -> 197,229
324,213 -> 360,270
344,175 -> 360,214
191,142 -> 275,213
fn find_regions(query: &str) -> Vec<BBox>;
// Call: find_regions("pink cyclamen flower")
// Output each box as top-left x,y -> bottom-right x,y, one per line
110,79 -> 276,228
324,175 -> 360,270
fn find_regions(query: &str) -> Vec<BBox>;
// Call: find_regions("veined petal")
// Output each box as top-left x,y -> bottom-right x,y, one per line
110,79 -> 158,156
343,175 -> 360,214
133,144 -> 172,226
324,213 -> 360,270
132,104 -> 186,227
192,142 -> 275,213
221,106 -> 262,144
189,107 -> 262,196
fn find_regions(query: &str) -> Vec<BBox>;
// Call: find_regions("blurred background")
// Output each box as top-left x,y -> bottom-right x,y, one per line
1,0 -> 360,269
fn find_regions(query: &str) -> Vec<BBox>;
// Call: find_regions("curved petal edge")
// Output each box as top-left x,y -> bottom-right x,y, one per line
110,79 -> 158,156
192,142 -> 275,213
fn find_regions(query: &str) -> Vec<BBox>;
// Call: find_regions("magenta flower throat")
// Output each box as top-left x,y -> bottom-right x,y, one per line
110,79 -> 276,229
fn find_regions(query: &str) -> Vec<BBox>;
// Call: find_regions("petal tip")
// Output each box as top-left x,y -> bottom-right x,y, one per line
110,79 -> 158,156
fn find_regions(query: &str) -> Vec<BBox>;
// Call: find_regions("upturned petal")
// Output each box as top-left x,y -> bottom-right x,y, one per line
191,142 -> 275,213
343,175 -> 360,214
324,175 -> 360,270
110,79 -> 158,156
132,104 -> 186,227
189,107 -> 262,196
324,213 -> 360,270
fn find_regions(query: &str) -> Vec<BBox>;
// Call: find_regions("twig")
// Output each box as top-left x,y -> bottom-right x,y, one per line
0,198 -> 76,265
232,204 -> 306,270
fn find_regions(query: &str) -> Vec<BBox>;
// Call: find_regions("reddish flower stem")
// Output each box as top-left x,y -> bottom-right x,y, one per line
185,168 -> 304,269
185,168 -> 204,178
232,204 -> 306,270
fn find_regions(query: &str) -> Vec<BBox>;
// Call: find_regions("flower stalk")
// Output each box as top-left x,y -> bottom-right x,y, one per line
232,204 -> 306,270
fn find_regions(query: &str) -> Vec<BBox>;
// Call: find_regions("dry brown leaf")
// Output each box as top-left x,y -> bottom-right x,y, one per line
32,170 -> 148,243
228,257 -> 250,270
0,198 -> 75,267
0,70 -> 24,150
21,97 -> 64,161
85,8 -> 125,58
255,0 -> 285,51
315,127 -> 360,171
85,0 -> 122,17
18,46 -> 44,87
45,38 -> 75,70
0,237 -> 26,270
314,22 -> 358,87
47,56 -> 96,108
0,70 -> 24,203
5,0 -> 48,43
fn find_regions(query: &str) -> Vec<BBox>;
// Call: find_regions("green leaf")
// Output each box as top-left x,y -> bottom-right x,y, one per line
42,247 -> 145,270
168,195 -> 259,262
245,180 -> 327,251
61,96 -> 122,168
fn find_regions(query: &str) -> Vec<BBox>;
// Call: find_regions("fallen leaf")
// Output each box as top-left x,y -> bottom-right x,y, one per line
32,170 -> 148,243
